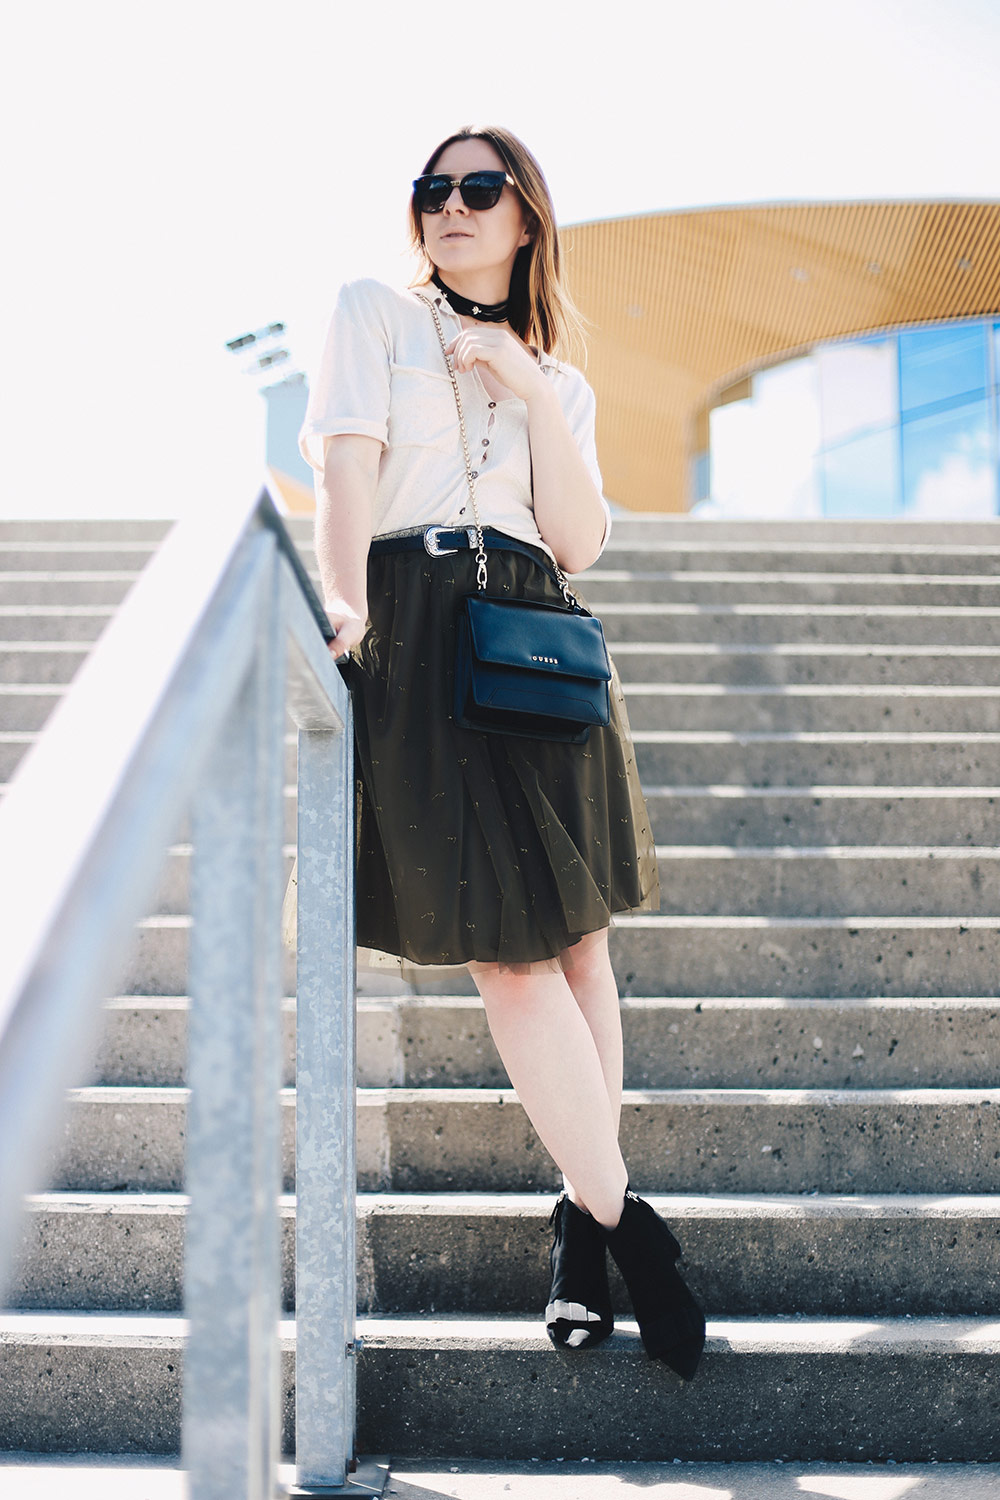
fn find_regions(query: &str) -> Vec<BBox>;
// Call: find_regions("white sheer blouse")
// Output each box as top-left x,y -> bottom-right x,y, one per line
298,278 -> 612,565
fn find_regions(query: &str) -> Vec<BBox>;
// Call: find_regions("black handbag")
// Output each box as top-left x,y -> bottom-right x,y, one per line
418,294 -> 613,745
455,593 -> 612,743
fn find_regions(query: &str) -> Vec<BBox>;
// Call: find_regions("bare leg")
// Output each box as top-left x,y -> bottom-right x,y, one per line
560,928 -> 623,1131
468,938 -> 627,1230
558,928 -> 625,1218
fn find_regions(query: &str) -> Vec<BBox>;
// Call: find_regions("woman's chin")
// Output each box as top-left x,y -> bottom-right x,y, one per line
431,245 -> 477,270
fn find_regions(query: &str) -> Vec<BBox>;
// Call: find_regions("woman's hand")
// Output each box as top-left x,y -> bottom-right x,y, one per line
444,327 -> 548,404
315,433 -> 377,660
323,597 -> 367,660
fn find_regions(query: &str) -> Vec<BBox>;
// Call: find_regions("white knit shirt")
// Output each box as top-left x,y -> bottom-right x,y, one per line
298,278 -> 612,565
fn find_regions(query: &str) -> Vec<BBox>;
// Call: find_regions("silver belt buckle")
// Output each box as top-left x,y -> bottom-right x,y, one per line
423,525 -> 459,557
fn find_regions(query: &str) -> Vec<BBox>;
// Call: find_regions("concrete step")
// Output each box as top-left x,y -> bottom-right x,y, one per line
245,780 -> 1000,852
0,643 -> 91,685
120,782 -> 1000,860
583,571 -> 1000,607
109,916 -> 295,997
0,1309 -> 997,1461
594,544 -> 1000,575
9,681 -> 1000,738
356,994 -> 1000,1090
5,638 -> 995,706
16,566 -> 1000,610
0,545 -> 157,572
298,560 -> 1000,609
11,536 -> 997,582
599,604 -> 1000,646
145,842 -> 999,920
3,519 -> 989,564
40,1084 -> 1000,1195
0,512 -> 993,539
593,544 -> 1000,577
0,607 -> 114,642
624,685 -> 1000,733
5,676 -> 1000,737
356,1086 -> 1000,1195
0,782 -> 298,837
157,727 -> 1000,794
644,785 -> 1000,846
654,846 -> 1000,919
288,568 -> 1000,643
145,845 -> 295,915
597,518 -> 1000,544
0,521 -> 172,542
0,688 -> 75,731
9,777 -> 995,852
608,643 -> 1000,686
23,535 -> 983,613
87,994 -> 1000,1091
353,1460 -> 1000,1500
354,1313 -> 1000,1461
0,574 -> 138,607
9,1191 -> 1000,1318
4,515 -> 1000,560
112,912 -> 1000,998
2,1459 -> 998,1500
632,732 -> 1000,786
8,600 -> 1000,649
613,914 -> 1000,997
10,704 -> 1000,787
356,1191 -> 1000,1319
285,521 -> 1000,569
9,540 -> 1000,593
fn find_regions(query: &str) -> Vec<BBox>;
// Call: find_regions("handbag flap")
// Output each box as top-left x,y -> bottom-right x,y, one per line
464,595 -> 612,682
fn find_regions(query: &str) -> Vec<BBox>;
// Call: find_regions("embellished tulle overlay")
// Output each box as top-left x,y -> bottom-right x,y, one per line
348,539 -> 659,977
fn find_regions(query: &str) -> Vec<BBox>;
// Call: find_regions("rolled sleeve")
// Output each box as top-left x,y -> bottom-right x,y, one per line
298,279 -> 392,473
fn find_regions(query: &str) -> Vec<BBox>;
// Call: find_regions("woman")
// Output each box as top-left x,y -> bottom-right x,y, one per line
299,125 -> 705,1380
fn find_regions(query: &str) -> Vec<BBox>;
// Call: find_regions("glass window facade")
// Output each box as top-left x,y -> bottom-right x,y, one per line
704,318 -> 1000,519
899,325 -> 989,413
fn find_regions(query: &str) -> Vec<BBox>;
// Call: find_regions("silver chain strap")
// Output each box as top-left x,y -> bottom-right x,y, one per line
416,292 -> 578,607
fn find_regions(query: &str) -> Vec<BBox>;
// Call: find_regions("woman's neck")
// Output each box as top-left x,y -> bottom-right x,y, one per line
433,269 -> 511,307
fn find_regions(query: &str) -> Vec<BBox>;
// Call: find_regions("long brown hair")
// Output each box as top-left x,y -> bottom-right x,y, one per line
408,125 -> 587,364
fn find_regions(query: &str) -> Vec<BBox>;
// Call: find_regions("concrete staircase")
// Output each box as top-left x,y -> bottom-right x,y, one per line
1,516 -> 999,1464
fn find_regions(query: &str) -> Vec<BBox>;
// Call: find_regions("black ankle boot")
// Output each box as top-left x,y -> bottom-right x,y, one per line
545,1192 -> 614,1350
602,1189 -> 705,1380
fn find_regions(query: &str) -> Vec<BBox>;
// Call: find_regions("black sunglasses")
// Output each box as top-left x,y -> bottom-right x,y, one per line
413,170 -> 516,214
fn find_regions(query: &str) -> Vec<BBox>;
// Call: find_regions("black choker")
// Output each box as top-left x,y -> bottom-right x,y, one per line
431,271 -> 510,323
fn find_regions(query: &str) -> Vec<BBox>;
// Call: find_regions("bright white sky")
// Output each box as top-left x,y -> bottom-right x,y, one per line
4,0 -> 999,518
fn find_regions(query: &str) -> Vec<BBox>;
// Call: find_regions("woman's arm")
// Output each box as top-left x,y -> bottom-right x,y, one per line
444,327 -> 607,575
314,432 -> 380,659
522,381 -> 606,574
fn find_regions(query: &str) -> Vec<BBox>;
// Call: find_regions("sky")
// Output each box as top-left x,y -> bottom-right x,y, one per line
3,0 -> 999,519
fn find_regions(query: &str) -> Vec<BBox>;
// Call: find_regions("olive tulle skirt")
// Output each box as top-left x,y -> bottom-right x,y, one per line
347,535 -> 659,975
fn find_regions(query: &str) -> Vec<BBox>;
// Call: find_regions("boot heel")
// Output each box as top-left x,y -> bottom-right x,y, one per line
603,1189 -> 705,1380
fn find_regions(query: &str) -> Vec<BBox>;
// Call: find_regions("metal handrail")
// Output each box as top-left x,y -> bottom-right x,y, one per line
0,490 -> 365,1497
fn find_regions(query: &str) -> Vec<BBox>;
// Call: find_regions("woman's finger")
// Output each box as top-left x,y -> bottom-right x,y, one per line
324,614 -> 364,660
446,329 -> 503,358
442,326 -> 542,395
328,633 -> 355,661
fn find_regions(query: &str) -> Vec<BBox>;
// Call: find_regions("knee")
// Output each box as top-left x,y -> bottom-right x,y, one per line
467,962 -> 542,1008
560,927 -> 613,985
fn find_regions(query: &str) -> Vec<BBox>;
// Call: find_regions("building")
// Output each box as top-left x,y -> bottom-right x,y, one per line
258,199 -> 1000,519
563,198 -> 1000,516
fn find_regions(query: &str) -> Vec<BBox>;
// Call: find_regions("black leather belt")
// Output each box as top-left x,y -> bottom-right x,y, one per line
369,524 -> 562,586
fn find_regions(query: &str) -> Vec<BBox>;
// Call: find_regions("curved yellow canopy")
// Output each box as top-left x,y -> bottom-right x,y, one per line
562,199 -> 1000,512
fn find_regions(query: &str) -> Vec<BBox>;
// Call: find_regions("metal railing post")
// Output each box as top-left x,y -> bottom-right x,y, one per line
290,707 -> 357,1491
182,536 -> 287,1500
0,492 -> 376,1497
